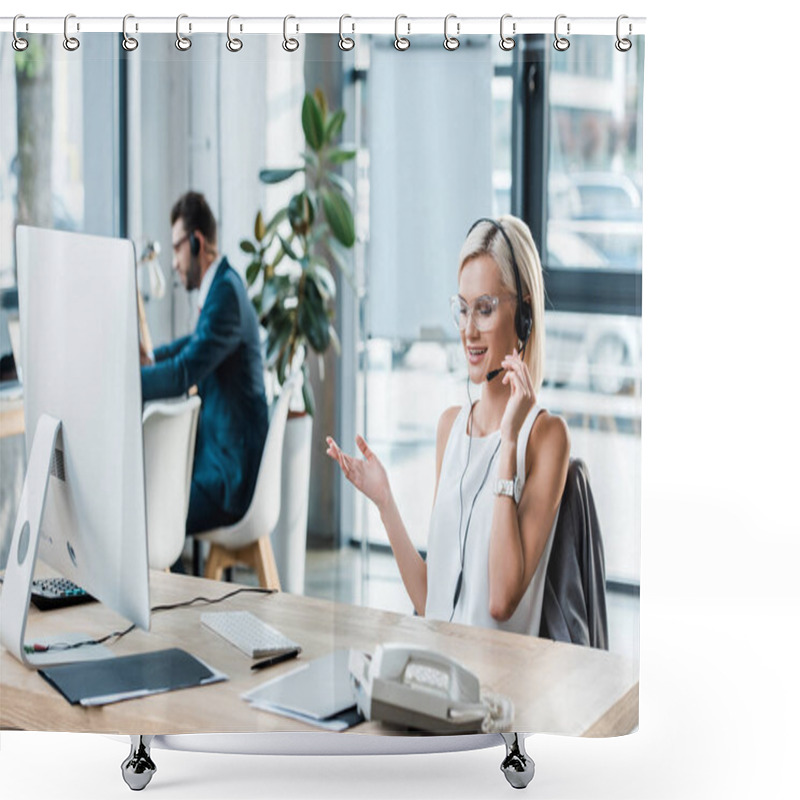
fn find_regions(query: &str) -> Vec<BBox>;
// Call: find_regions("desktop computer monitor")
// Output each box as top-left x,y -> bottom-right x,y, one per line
0,226 -> 150,667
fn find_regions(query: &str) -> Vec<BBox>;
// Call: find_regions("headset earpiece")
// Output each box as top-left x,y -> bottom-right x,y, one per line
189,231 -> 200,257
517,302 -> 533,349
468,217 -> 532,350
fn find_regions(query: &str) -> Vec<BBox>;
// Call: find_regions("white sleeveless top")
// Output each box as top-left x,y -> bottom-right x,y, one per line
425,401 -> 560,635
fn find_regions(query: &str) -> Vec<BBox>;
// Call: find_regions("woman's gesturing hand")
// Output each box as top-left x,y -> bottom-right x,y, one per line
326,434 -> 392,512
499,348 -> 537,443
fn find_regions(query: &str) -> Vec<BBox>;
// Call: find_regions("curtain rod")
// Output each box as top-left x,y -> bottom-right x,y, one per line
0,16 -> 646,37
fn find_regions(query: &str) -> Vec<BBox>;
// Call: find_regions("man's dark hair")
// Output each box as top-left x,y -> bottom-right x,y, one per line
170,191 -> 217,245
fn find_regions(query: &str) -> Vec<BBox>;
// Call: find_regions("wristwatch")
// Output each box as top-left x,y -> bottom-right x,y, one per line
494,476 -> 520,502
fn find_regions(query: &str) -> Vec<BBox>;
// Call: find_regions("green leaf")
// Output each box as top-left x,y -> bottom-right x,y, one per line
277,234 -> 299,261
314,88 -> 329,123
325,109 -> 346,143
259,281 -> 280,317
265,313 -> 292,359
246,260 -> 261,286
321,189 -> 356,248
301,94 -> 325,152
259,167 -> 303,184
240,239 -> 256,255
288,192 -> 315,235
325,172 -> 354,199
298,281 -> 330,353
309,263 -> 336,301
255,211 -> 267,241
327,148 -> 357,165
301,363 -> 316,417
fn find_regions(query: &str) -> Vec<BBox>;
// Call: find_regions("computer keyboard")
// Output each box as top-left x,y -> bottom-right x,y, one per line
30,577 -> 96,611
201,611 -> 302,659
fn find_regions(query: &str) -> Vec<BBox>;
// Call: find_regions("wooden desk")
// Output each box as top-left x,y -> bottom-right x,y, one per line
0,570 -> 638,737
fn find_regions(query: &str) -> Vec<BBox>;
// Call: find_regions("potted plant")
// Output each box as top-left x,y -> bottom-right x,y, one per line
241,88 -> 356,415
240,88 -> 355,593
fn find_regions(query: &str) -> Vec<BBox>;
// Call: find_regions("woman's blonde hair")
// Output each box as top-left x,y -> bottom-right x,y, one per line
458,215 -> 546,392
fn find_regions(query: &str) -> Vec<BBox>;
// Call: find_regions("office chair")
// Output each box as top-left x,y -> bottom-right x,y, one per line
195,372 -> 300,590
142,395 -> 201,571
539,458 -> 609,649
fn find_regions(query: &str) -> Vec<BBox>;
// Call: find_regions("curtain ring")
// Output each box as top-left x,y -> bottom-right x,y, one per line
615,15 -> 632,52
499,14 -> 515,51
444,14 -> 460,51
175,14 -> 192,51
553,14 -> 570,51
338,15 -> 355,51
226,15 -> 243,52
122,14 -> 138,52
283,15 -> 299,52
394,15 -> 410,51
12,15 -> 29,52
63,13 -> 80,51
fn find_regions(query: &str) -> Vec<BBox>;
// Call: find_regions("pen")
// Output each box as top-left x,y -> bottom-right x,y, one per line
251,648 -> 301,671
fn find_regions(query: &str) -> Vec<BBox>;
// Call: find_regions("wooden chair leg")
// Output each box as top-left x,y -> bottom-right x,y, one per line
204,544 -> 229,583
255,536 -> 281,592
204,539 -> 281,592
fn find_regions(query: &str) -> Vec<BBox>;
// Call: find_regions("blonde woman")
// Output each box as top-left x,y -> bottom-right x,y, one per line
327,216 -> 569,634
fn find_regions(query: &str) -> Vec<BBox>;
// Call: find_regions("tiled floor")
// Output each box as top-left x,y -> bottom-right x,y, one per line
228,545 -> 640,662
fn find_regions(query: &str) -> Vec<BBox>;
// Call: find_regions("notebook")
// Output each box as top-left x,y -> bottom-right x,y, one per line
38,648 -> 226,706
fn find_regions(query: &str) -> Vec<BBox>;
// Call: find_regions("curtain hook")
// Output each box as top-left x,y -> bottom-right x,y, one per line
283,15 -> 299,52
499,14 -> 515,51
339,15 -> 355,51
226,15 -> 243,52
175,14 -> 192,51
553,14 -> 571,51
615,15 -> 633,52
394,15 -> 410,51
122,14 -> 139,52
12,15 -> 29,52
63,13 -> 80,51
444,14 -> 460,51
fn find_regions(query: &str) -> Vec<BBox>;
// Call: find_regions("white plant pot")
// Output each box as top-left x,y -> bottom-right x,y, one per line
270,413 -> 312,594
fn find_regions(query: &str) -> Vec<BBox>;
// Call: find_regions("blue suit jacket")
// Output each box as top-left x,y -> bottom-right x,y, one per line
142,258 -> 269,522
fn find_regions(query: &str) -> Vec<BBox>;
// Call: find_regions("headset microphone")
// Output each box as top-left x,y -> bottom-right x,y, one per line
486,366 -> 504,382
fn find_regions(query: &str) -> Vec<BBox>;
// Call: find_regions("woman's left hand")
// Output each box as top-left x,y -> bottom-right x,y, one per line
499,348 -> 536,443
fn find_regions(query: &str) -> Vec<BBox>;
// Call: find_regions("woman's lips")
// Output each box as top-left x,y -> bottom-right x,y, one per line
467,346 -> 487,365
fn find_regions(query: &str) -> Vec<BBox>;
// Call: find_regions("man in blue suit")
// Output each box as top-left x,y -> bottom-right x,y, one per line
141,192 -> 269,544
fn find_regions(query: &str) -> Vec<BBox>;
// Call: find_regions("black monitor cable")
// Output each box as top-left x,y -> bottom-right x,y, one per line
22,585 -> 277,655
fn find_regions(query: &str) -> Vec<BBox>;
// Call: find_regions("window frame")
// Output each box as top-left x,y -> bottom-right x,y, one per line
514,35 -> 642,318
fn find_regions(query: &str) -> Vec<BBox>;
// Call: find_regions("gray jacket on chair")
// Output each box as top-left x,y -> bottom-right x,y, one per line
539,458 -> 609,649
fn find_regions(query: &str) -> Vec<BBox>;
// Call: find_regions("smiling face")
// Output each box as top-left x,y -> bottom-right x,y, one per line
458,254 -> 518,384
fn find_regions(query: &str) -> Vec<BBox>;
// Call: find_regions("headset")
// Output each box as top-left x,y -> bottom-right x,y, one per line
188,231 -> 200,257
450,217 -> 532,619
467,218 -> 533,381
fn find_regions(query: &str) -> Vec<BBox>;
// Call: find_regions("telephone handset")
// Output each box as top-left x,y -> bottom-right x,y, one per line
349,643 -> 504,734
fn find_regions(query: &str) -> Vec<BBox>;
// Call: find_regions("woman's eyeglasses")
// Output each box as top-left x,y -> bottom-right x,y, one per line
449,294 -> 516,332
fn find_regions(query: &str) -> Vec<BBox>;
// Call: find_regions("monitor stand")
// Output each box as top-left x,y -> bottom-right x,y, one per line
0,414 -> 107,668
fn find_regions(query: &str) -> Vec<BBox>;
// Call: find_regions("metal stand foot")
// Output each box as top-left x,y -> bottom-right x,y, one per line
500,733 -> 535,789
122,736 -> 156,791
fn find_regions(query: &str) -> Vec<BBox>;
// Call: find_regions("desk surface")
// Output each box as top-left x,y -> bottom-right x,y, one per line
1,570 -> 638,737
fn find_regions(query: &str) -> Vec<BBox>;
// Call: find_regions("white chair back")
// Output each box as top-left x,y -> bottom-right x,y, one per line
142,395 -> 201,570
214,372 -> 299,548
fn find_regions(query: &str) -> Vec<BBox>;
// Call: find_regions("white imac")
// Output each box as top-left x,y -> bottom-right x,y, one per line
0,226 -> 150,668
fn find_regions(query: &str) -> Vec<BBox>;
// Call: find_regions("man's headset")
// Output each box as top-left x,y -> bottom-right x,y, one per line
189,231 -> 200,257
